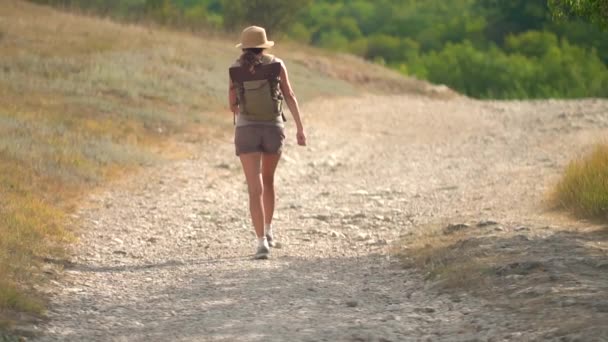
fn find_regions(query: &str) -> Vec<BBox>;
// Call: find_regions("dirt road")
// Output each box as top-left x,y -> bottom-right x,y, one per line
34,95 -> 608,341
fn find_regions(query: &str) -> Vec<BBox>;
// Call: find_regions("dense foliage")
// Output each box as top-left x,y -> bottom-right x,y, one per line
549,0 -> 608,30
221,0 -> 311,36
30,0 -> 608,99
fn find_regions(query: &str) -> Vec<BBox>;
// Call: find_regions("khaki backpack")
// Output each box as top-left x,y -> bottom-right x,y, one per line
229,54 -> 285,122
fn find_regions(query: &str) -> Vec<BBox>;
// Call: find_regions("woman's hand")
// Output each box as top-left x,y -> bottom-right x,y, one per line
296,130 -> 307,146
230,103 -> 239,115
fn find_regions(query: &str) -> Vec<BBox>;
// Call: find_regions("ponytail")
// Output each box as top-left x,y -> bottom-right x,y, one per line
239,48 -> 264,73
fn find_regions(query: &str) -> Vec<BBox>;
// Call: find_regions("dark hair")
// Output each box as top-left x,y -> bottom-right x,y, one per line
239,48 -> 265,73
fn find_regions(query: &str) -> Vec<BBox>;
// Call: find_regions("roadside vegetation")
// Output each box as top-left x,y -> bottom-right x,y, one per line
0,0 -> 205,326
552,144 -> 608,220
396,147 -> 608,297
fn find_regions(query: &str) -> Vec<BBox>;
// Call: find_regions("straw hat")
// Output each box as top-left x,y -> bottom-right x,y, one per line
235,26 -> 275,49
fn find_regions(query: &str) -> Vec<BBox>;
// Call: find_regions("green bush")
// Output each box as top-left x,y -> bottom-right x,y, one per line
411,33 -> 608,99
553,144 -> 608,219
317,30 -> 349,51
221,0 -> 311,35
505,31 -> 559,57
549,0 -> 608,30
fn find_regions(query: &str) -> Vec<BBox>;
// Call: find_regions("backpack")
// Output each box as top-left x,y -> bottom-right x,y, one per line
229,54 -> 285,122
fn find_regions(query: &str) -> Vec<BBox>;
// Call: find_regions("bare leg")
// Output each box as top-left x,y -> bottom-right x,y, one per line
262,153 -> 281,226
239,152 -> 265,238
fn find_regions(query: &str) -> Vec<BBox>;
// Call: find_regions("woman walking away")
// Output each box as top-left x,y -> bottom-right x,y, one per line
228,26 -> 307,259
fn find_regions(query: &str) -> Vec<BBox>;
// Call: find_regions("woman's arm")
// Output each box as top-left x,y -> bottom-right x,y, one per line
279,62 -> 307,146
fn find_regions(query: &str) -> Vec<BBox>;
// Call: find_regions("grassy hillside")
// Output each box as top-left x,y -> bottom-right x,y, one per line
0,0 -> 435,329
32,0 -> 608,99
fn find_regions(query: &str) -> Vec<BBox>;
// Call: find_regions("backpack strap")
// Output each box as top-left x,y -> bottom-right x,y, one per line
261,54 -> 274,64
229,62 -> 281,83
261,54 -> 287,123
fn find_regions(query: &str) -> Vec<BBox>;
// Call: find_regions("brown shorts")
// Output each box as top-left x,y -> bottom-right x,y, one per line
234,125 -> 285,156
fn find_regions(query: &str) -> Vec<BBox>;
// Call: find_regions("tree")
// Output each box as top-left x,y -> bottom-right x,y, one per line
222,0 -> 311,36
549,0 -> 608,30
145,0 -> 181,25
476,0 -> 550,44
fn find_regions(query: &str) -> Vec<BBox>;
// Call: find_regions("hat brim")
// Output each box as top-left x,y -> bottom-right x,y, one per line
235,41 -> 275,49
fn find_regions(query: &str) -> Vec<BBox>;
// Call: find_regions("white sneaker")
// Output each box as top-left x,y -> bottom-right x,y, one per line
266,234 -> 276,248
254,240 -> 270,260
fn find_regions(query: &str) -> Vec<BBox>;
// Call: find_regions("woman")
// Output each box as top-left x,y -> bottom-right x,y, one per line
228,26 -> 307,259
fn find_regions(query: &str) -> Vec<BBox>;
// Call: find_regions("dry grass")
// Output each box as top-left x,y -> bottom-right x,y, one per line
551,143 -> 608,220
394,223 -> 495,290
0,0 -> 433,329
396,144 -> 608,293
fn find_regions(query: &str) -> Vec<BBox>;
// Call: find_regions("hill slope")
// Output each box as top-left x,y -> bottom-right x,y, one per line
0,0 -> 446,329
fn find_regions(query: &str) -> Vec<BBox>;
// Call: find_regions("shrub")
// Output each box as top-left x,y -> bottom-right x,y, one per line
411,33 -> 608,99
221,0 -> 311,35
552,144 -> 608,219
549,0 -> 608,30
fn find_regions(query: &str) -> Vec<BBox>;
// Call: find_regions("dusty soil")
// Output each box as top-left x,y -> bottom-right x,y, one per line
32,95 -> 608,341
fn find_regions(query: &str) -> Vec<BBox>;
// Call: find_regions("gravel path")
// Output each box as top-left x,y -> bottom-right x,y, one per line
35,95 -> 608,341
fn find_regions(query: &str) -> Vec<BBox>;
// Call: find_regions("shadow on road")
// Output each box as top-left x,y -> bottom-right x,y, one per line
46,254 -> 508,341
398,223 -> 608,340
